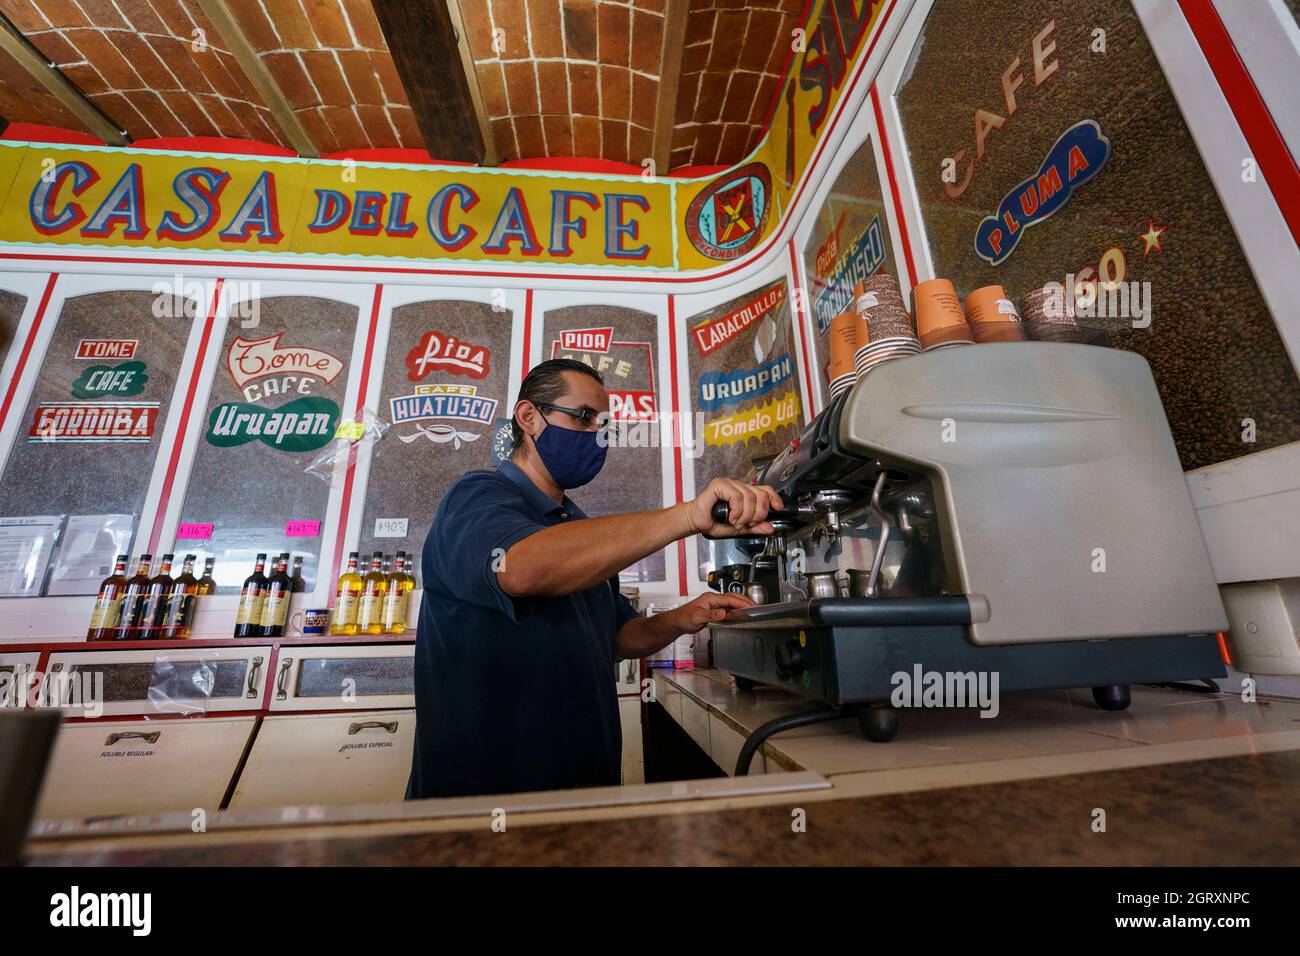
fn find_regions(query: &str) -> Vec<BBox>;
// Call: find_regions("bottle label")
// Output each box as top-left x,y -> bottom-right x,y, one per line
382,589 -> 407,629
336,591 -> 359,626
119,594 -> 146,634
263,593 -> 289,628
165,592 -> 195,628
89,594 -> 122,630
359,593 -> 380,628
235,587 -> 264,626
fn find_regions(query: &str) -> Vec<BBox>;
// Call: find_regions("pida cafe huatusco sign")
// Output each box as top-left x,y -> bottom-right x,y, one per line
0,0 -> 887,272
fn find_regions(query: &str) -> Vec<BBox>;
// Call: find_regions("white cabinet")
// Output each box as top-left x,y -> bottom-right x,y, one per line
35,716 -> 256,821
269,643 -> 414,712
619,697 -> 643,785
229,709 -> 415,809
43,645 -> 271,717
0,651 -> 39,708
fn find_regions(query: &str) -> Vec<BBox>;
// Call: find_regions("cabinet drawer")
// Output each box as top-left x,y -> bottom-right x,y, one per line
229,710 -> 415,809
269,644 -> 414,712
35,716 -> 256,821
44,646 -> 270,717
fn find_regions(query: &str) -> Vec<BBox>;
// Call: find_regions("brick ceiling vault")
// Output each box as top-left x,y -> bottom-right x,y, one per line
0,0 -> 803,169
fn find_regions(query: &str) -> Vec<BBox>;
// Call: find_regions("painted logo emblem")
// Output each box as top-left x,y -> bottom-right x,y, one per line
559,327 -> 613,353
698,353 -> 794,413
812,217 -> 886,336
390,384 -> 498,427
29,402 -> 158,442
227,334 -> 344,389
692,285 -> 785,356
76,339 -> 138,360
975,118 -> 1111,266
405,330 -> 490,381
685,162 -> 772,260
70,360 -> 149,399
206,396 -> 340,452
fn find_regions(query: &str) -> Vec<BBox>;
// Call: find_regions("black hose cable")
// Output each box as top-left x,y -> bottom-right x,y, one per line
735,707 -> 845,776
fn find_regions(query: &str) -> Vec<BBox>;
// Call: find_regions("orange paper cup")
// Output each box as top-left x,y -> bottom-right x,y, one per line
970,320 -> 1024,343
913,278 -> 967,336
920,323 -> 974,350
964,285 -> 1020,324
828,310 -> 859,381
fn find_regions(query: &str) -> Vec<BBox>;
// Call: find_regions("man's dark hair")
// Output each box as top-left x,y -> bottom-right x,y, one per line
511,358 -> 604,450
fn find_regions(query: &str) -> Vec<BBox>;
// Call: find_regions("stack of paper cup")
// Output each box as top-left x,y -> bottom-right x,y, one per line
964,285 -> 1024,343
915,278 -> 974,351
827,309 -> 860,398
853,274 -> 920,376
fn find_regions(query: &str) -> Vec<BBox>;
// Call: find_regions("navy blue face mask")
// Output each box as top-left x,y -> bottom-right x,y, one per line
534,419 -> 608,489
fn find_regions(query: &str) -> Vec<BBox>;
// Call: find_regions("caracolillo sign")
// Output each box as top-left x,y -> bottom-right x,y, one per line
974,118 -> 1112,266
205,396 -> 340,452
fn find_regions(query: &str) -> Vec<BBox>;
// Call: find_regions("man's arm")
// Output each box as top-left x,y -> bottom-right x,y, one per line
497,477 -> 782,598
614,591 -> 754,659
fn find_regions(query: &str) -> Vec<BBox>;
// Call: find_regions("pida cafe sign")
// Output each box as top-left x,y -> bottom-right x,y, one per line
204,334 -> 344,452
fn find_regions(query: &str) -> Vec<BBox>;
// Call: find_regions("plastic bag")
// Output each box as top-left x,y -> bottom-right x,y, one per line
304,408 -> 390,483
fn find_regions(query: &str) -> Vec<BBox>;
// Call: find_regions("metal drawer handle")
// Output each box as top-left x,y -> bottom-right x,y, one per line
246,656 -> 263,698
276,658 -> 293,701
348,720 -> 398,735
105,731 -> 160,746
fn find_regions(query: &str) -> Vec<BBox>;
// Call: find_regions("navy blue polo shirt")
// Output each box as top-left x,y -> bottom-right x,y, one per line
406,458 -> 639,799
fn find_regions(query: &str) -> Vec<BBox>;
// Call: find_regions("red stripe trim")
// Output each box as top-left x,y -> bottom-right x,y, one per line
327,284 -> 384,607
1216,630 -> 1232,666
1178,0 -> 1300,245
520,288 -> 534,380
787,238 -> 819,417
0,272 -> 58,432
667,295 -> 688,596
871,82 -> 919,285
148,277 -> 223,555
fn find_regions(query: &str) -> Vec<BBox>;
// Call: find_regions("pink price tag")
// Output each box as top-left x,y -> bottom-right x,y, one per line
177,522 -> 213,540
285,520 -> 321,537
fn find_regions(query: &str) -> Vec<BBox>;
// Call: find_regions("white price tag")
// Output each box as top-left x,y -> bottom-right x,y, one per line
374,517 -> 409,538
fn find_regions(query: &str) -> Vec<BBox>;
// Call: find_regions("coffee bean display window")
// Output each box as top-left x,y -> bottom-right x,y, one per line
175,295 -> 359,594
802,133 -> 900,408
0,290 -> 195,596
543,304 -> 666,583
685,278 -> 802,576
355,299 -> 516,585
895,0 -> 1300,470
0,288 -> 26,375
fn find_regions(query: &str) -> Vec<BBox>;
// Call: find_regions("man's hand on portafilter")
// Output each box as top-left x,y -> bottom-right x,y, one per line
685,477 -> 784,537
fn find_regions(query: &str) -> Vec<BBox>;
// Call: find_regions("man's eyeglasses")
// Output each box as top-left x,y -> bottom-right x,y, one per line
536,401 -> 622,438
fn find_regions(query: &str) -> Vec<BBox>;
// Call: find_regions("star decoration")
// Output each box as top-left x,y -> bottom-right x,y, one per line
1140,222 -> 1166,257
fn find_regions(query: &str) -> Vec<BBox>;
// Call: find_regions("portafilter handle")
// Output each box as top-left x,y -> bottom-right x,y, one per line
709,501 -> 803,526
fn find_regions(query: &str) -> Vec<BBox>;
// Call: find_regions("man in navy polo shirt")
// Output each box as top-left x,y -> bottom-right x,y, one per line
407,358 -> 783,799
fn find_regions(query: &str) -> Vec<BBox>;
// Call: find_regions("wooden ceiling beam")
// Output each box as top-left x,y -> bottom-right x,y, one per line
652,0 -> 690,177
371,0 -> 487,165
445,0 -> 497,166
0,15 -> 127,145
194,0 -> 318,157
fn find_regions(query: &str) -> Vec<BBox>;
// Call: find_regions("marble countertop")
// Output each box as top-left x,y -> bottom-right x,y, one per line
25,666 -> 1300,865
28,748 -> 1300,866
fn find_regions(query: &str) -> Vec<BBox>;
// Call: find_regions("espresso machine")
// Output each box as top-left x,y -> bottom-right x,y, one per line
707,343 -> 1228,745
